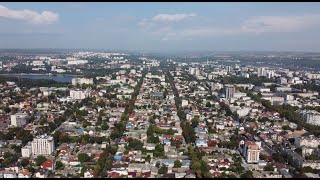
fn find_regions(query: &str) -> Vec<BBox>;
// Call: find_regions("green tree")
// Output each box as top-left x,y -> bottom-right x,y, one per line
21,158 -> 29,167
127,139 -> 143,150
264,164 -> 274,171
174,160 -> 182,168
35,155 -> 47,166
101,123 -> 109,130
158,164 -> 168,174
240,170 -> 253,178
154,144 -> 165,157
78,153 -> 90,163
55,161 -> 64,170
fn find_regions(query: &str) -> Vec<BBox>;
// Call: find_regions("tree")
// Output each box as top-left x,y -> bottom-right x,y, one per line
21,158 -> 29,167
78,153 -> 90,163
55,161 -> 64,170
260,154 -> 268,161
264,163 -> 274,171
295,148 -> 303,156
35,155 -> 47,166
101,123 -> 109,130
240,170 -> 253,178
158,164 -> 168,174
127,139 -> 143,150
145,155 -> 151,163
174,160 -> 182,168
191,116 -> 200,128
156,161 -> 161,168
166,128 -> 175,135
154,144 -> 165,157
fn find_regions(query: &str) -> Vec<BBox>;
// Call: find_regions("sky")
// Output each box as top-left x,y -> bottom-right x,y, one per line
0,2 -> 320,53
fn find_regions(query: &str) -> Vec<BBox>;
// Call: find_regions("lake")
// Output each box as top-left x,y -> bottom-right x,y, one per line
4,74 -> 79,83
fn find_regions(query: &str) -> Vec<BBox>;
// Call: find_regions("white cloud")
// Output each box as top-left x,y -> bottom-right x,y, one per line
144,14 -> 320,41
241,14 -> 320,33
151,13 -> 197,22
138,13 -> 197,29
0,5 -> 59,25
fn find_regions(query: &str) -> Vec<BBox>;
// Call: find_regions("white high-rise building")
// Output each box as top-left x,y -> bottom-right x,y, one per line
266,70 -> 275,78
257,67 -> 265,77
10,113 -> 28,127
226,66 -> 232,72
31,134 -> 54,156
72,78 -> 94,86
70,89 -> 91,100
225,85 -> 235,99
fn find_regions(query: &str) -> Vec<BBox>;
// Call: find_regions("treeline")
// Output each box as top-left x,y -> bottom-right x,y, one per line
109,72 -> 146,141
0,75 -> 69,88
293,83 -> 320,93
166,71 -> 196,144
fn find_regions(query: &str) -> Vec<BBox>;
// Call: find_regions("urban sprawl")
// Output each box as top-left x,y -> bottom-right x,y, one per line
0,51 -> 320,178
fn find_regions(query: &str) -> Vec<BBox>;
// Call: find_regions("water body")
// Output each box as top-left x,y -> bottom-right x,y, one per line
4,74 -> 80,83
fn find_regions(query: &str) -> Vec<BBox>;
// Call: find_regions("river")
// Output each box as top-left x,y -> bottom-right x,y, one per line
2,74 -> 81,83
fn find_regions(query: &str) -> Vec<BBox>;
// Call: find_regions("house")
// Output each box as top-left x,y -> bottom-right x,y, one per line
0,171 -> 17,178
35,169 -> 49,178
84,170 -> 94,178
41,159 -> 55,170
18,171 -> 32,178
144,143 -> 156,151
195,139 -> 208,148
153,159 -> 191,168
68,156 -> 80,166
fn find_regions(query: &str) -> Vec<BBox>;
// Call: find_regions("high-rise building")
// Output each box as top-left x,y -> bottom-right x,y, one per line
195,68 -> 200,76
10,113 -> 28,127
266,70 -> 275,78
226,66 -> 232,72
225,85 -> 235,99
31,134 -> 54,156
257,67 -> 265,77
239,140 -> 260,163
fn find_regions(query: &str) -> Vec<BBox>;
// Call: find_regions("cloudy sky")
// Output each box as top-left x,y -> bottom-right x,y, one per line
0,2 -> 320,53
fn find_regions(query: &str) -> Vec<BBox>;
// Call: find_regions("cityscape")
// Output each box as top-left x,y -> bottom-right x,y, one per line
1,2 -> 320,179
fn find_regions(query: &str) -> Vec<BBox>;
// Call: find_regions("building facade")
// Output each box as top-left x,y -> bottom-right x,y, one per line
225,85 -> 235,99
10,113 -> 28,127
70,89 -> 91,100
239,140 -> 260,163
72,78 -> 94,86
31,134 -> 55,156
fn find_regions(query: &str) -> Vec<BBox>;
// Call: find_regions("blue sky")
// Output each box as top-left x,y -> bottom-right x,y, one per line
0,2 -> 320,52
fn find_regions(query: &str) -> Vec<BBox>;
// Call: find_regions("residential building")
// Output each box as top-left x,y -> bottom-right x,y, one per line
31,134 -> 55,156
300,110 -> 320,126
239,140 -> 260,163
10,112 -> 28,127
72,78 -> 94,86
225,85 -> 235,99
70,89 -> 91,100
